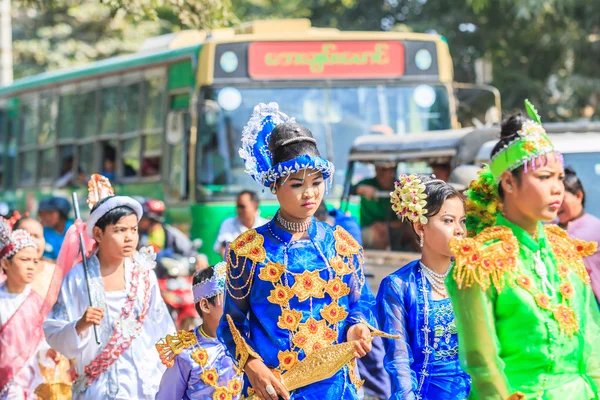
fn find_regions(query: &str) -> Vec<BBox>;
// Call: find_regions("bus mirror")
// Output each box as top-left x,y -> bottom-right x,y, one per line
302,99 -> 342,124
454,83 -> 501,128
166,111 -> 184,145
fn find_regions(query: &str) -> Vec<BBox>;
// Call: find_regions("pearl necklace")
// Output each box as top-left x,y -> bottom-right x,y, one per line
276,213 -> 312,233
420,262 -> 450,296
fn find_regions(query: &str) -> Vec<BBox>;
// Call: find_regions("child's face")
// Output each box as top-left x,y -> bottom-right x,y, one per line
1,246 -> 39,287
94,214 -> 139,258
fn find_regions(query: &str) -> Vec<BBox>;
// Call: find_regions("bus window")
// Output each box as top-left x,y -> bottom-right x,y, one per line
80,82 -> 97,138
20,95 -> 38,147
141,133 -> 161,177
58,88 -> 78,139
121,138 -> 140,178
143,71 -> 166,131
19,151 -> 35,186
123,78 -> 142,133
78,143 -> 95,181
100,79 -> 120,135
39,92 -> 58,145
39,147 -> 57,183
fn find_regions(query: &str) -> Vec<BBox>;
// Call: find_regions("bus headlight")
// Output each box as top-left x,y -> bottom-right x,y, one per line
220,51 -> 239,73
415,49 -> 432,71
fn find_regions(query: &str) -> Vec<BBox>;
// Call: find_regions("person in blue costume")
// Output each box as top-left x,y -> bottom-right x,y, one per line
217,103 -> 380,400
155,262 -> 243,400
377,174 -> 471,400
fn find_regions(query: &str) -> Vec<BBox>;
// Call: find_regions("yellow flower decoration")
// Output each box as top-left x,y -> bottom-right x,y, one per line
291,270 -> 326,302
277,309 -> 303,331
390,174 -> 429,224
325,277 -> 351,300
320,302 -> 349,325
329,256 -> 353,276
201,368 -> 219,386
213,387 -> 232,400
258,262 -> 286,283
228,379 -> 243,395
190,347 -> 209,367
278,350 -> 300,370
267,285 -> 294,306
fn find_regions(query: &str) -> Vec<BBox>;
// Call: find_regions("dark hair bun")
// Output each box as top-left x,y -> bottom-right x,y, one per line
269,122 -> 320,166
491,112 -> 529,158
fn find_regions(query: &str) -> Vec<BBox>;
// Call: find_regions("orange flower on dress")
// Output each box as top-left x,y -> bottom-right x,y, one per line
334,226 -> 361,257
557,263 -> 570,278
320,302 -> 348,325
267,285 -> 294,306
258,262 -> 286,283
553,304 -> 579,336
278,350 -> 299,370
516,275 -> 532,290
201,368 -> 219,386
190,347 -> 209,367
291,270 -> 326,302
228,379 -> 243,395
559,282 -> 574,299
534,294 -> 551,310
330,256 -> 353,276
213,387 -> 232,400
325,278 -> 351,300
277,309 -> 303,331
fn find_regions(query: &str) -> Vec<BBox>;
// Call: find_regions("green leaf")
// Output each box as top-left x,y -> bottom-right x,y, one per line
524,99 -> 542,124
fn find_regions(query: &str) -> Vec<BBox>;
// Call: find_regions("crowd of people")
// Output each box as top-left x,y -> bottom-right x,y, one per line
1,100 -> 600,400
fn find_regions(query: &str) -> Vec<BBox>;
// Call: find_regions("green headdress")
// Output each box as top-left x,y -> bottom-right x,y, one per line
465,100 -> 563,234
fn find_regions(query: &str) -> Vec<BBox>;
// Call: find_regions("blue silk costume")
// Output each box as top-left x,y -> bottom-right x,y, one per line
377,260 -> 470,400
156,326 -> 243,400
217,216 -> 377,399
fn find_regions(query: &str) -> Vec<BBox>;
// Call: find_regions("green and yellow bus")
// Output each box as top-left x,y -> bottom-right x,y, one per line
0,19 -> 498,263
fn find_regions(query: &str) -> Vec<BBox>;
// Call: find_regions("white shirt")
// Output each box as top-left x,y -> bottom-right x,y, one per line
44,252 -> 176,399
213,216 -> 269,253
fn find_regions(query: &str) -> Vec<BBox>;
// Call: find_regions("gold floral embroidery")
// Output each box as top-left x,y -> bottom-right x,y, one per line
347,361 -> 365,392
292,318 -> 337,355
450,226 -> 519,292
278,309 -> 303,331
191,347 -> 209,367
213,387 -> 232,400
320,302 -> 349,325
545,224 -> 595,284
229,229 -> 266,263
155,330 -> 198,368
291,270 -> 326,302
325,277 -> 351,300
201,368 -> 219,386
226,314 -> 263,369
267,284 -> 294,306
228,379 -> 243,395
560,282 -> 574,299
278,350 -> 300,371
535,294 -> 551,309
553,304 -> 579,336
329,256 -> 353,276
334,226 -> 361,257
516,275 -> 532,290
258,262 -> 286,283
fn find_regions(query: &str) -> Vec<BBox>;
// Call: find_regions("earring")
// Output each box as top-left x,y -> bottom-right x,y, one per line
271,186 -> 277,194
419,234 -> 424,248
508,186 -> 513,192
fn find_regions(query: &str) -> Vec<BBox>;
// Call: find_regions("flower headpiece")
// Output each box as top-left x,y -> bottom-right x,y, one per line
239,102 -> 335,188
85,174 -> 143,238
489,100 -> 562,182
466,100 -> 562,235
390,174 -> 444,224
0,218 -> 37,262
192,262 -> 226,304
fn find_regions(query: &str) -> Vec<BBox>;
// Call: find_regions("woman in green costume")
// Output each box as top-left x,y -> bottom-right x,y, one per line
446,101 -> 600,400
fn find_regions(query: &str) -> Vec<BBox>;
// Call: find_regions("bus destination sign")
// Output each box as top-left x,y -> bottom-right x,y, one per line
248,41 -> 405,79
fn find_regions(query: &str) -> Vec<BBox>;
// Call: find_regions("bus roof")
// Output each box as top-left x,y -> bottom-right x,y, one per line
0,19 -> 448,98
0,43 -> 203,97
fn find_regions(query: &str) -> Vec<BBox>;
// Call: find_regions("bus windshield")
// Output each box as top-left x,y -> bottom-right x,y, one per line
197,84 -> 450,200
